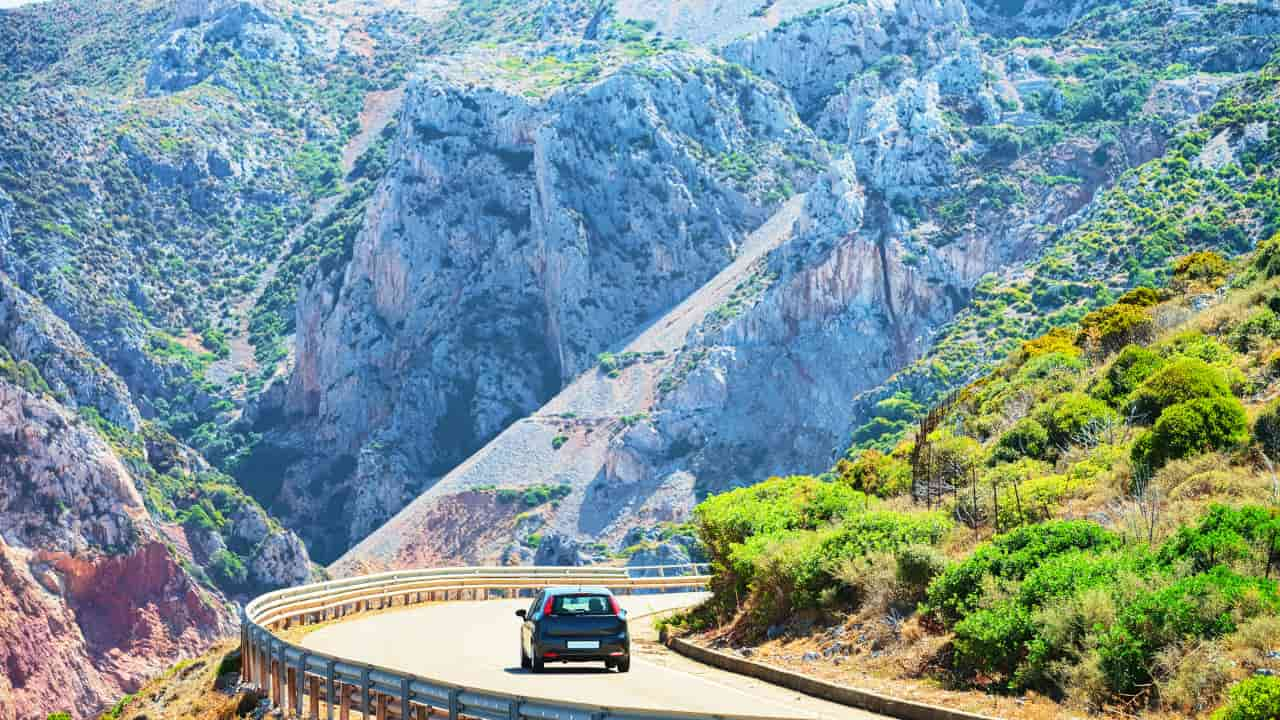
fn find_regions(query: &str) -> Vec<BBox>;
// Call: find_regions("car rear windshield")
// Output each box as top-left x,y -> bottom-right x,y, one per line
550,594 -> 614,616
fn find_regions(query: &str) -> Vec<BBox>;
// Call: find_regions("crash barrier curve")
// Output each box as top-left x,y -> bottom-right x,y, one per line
241,564 -> 796,720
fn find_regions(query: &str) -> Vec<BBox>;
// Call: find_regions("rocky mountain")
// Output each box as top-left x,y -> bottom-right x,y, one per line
329,0 -> 1280,572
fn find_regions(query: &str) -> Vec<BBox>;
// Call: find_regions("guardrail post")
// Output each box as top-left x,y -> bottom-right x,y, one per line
287,665 -> 298,716
340,683 -> 352,720
309,673 -> 321,720
298,652 -> 309,718
448,688 -> 460,720
361,666 -> 372,717
326,660 -> 336,720
400,676 -> 411,720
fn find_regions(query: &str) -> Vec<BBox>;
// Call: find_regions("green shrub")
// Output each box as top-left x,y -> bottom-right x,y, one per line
1212,676 -> 1280,720
927,521 -> 1121,621
1116,286 -> 1162,307
1252,232 -> 1280,280
834,448 -> 912,497
208,549 -> 248,588
1037,392 -> 1118,449
1173,250 -> 1230,290
953,601 -> 1034,677
1092,344 -> 1165,405
1161,331 -> 1234,365
1231,309 -> 1280,353
1127,357 -> 1235,422
1158,505 -> 1280,574
1131,396 -> 1247,469
895,544 -> 949,601
728,510 -> 950,619
1254,399 -> 1280,456
1077,303 -> 1155,355
992,417 -> 1050,463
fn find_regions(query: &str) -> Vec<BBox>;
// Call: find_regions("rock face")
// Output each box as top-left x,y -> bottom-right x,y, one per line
0,379 -> 232,720
147,1 -> 299,94
261,51 -> 826,561
331,0 -> 1280,574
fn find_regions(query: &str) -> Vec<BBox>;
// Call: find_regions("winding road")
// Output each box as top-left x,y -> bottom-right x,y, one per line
300,592 -> 881,719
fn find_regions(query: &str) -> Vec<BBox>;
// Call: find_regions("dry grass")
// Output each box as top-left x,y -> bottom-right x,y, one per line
106,640 -> 260,720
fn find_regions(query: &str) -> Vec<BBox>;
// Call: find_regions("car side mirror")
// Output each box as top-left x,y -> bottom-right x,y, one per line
515,609 -> 527,619
617,609 -> 628,620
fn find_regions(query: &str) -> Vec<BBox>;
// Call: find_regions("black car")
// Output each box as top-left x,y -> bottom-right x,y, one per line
516,586 -> 631,673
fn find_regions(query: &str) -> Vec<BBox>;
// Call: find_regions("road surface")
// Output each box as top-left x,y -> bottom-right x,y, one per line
301,592 -> 885,719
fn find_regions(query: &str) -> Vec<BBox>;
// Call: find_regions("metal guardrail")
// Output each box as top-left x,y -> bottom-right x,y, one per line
241,564 -> 782,720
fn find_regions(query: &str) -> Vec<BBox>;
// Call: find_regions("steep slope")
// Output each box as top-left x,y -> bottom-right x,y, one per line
331,0 -> 1280,572
257,45 -> 828,561
0,377 -> 232,720
333,194 -> 807,574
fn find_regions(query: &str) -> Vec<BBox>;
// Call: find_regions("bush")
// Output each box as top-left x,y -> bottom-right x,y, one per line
992,417 -> 1050,463
1127,357 -> 1236,422
1231,309 -> 1280,352
209,549 -> 248,588
953,601 -> 1034,677
1161,331 -> 1234,365
1131,396 -> 1247,469
927,520 -> 1121,621
1158,505 -> 1280,574
1173,250 -> 1230,290
895,545 -> 948,601
1092,344 -> 1165,406
1117,286 -> 1162,307
1077,303 -> 1155,355
834,449 -> 911,497
1037,392 -> 1118,449
1019,327 -> 1081,359
1213,676 -> 1280,720
1255,399 -> 1280,456
729,510 -> 951,618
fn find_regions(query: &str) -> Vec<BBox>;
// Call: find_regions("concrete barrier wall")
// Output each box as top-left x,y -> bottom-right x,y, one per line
662,635 -> 1002,720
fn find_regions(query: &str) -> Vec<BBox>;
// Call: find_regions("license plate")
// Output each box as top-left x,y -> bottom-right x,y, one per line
567,641 -> 600,650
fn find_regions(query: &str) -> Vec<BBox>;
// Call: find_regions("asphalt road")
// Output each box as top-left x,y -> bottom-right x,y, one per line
301,592 -> 883,719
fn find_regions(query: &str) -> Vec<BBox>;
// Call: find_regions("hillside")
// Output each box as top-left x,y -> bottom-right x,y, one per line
665,239 -> 1280,718
336,0 -> 1280,572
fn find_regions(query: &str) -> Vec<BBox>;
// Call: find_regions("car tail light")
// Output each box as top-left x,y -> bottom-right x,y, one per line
609,596 -> 621,615
543,651 -> 559,658
543,597 -> 554,615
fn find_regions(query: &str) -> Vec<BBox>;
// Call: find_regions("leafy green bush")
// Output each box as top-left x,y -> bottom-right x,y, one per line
927,521 -> 1121,622
834,448 -> 911,497
895,545 -> 949,602
1077,303 -> 1155,355
209,549 -> 248,588
1230,309 -> 1280,352
953,601 -> 1034,677
723,510 -> 950,622
992,417 -> 1049,463
1212,676 -> 1280,720
1037,392 -> 1118,449
1158,505 -> 1280,574
1091,344 -> 1164,405
1173,250 -> 1230,290
1131,396 -> 1247,469
1127,357 -> 1236,422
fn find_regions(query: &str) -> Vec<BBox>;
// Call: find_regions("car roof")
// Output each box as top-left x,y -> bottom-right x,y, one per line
542,586 -> 614,596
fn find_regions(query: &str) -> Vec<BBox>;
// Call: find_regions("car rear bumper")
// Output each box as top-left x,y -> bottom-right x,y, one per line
537,638 -> 629,662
